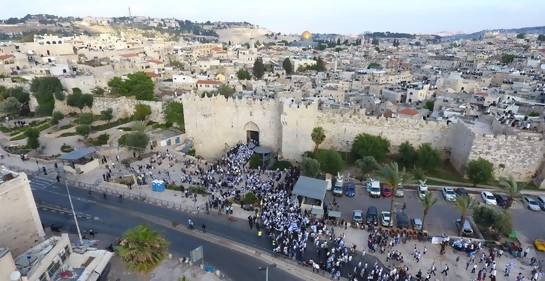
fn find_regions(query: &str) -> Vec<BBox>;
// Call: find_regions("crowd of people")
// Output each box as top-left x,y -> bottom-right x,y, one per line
116,142 -> 543,281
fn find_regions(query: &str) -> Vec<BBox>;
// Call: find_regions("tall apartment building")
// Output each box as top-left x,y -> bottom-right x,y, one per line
0,169 -> 45,257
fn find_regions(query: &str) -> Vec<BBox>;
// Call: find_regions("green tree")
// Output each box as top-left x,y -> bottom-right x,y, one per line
418,191 -> 438,231
133,104 -> 152,121
314,149 -> 344,175
0,97 -> 21,114
243,191 -> 258,205
252,57 -> 265,79
371,38 -> 379,45
528,111 -> 540,117
351,133 -> 390,162
315,57 -> 326,72
378,162 -> 409,226
453,195 -> 477,236
538,34 -> 545,41
311,127 -> 326,152
107,76 -> 128,95
163,101 -> 184,128
50,111 -> 64,126
472,205 -> 496,230
54,91 -> 65,101
100,108 -> 114,124
355,156 -> 380,176
125,131 -> 150,152
301,157 -> 321,178
108,72 -> 155,100
91,86 -> 105,96
501,54 -> 515,64
75,125 -> 91,138
282,58 -> 293,74
423,100 -> 435,111
24,127 -> 40,149
493,210 -> 513,239
516,33 -> 525,39
395,141 -> 417,169
5,87 -> 30,104
498,175 -> 526,208
30,76 -> 61,116
466,157 -> 494,187
236,69 -> 251,80
117,225 -> 169,276
367,63 -> 381,69
415,143 -> 442,171
78,112 -> 94,125
217,84 -> 234,98
80,94 -> 94,110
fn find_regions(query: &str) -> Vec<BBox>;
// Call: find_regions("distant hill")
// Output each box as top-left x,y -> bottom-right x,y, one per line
443,26 -> 545,40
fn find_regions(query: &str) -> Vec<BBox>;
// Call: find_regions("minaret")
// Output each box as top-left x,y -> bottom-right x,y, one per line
128,7 -> 132,18
250,37 -> 255,51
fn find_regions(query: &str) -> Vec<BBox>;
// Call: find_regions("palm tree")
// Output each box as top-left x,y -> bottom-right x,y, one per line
418,191 -> 438,231
378,162 -> 409,226
498,175 -> 526,208
355,156 -> 380,176
452,195 -> 477,236
117,224 -> 169,276
311,127 -> 326,152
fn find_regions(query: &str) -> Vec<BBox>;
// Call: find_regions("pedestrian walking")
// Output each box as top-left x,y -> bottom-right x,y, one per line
466,261 -> 471,270
472,264 -> 477,273
201,224 -> 206,233
430,263 -> 436,275
441,265 -> 449,275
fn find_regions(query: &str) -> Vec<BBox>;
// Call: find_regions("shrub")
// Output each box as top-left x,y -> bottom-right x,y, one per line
244,191 -> 258,205
271,160 -> 293,170
118,134 -> 128,145
91,133 -> 110,146
249,154 -> 260,169
189,186 -> 207,195
60,144 -> 74,153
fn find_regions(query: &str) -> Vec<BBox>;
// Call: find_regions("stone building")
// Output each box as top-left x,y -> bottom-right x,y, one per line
0,170 -> 45,257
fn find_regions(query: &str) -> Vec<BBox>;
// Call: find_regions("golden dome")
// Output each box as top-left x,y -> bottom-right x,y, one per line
301,31 -> 312,40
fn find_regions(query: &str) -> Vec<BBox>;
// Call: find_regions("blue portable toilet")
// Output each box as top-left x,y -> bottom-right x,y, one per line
151,180 -> 165,192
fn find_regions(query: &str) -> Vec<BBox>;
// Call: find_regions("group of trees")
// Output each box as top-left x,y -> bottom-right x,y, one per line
252,57 -> 265,79
30,76 -> 64,116
67,88 -> 94,112
300,127 -> 344,176
297,57 -> 327,73
108,72 -> 155,100
119,122 -> 150,153
501,53 -> 515,64
163,101 -> 184,128
282,58 -> 293,74
395,142 -> 442,171
0,86 -> 30,115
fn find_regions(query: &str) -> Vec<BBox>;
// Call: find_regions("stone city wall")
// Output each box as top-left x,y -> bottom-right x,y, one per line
29,96 -> 165,123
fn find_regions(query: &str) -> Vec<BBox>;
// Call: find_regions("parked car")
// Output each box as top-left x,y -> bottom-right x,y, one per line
442,187 -> 457,201
352,210 -> 363,223
381,211 -> 392,227
345,183 -> 355,197
534,238 -> 545,252
368,180 -> 381,198
455,187 -> 469,197
333,178 -> 343,197
381,184 -> 392,197
396,183 -> 404,197
523,196 -> 541,211
494,193 -> 509,208
481,191 -> 497,205
418,180 -> 428,199
411,218 -> 423,231
455,219 -> 473,236
366,206 -> 378,226
536,196 -> 545,210
396,213 -> 410,229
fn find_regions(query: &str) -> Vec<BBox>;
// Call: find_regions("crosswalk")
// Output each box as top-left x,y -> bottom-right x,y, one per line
29,177 -> 58,190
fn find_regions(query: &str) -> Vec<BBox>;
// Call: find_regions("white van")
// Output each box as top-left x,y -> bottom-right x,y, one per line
325,173 -> 332,191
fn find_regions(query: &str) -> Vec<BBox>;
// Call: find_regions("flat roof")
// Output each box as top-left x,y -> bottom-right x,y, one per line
292,176 -> 327,200
57,147 -> 96,161
254,146 -> 273,154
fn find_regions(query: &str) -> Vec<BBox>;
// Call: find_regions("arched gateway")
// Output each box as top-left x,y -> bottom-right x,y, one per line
244,122 -> 260,145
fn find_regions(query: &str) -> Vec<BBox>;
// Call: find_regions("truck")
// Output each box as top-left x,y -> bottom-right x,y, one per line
367,178 -> 381,198
325,173 -> 332,191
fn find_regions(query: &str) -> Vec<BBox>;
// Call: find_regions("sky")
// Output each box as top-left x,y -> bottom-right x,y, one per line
1,0 -> 544,35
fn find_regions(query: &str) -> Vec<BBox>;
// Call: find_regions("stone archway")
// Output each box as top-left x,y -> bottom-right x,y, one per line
244,122 -> 260,145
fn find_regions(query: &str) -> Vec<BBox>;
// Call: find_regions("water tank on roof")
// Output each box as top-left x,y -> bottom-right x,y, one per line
10,271 -> 21,281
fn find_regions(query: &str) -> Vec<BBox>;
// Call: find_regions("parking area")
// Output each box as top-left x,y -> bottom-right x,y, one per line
325,180 -> 545,247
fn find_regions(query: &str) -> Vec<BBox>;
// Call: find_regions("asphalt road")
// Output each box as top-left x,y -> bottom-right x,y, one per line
30,176 -> 303,281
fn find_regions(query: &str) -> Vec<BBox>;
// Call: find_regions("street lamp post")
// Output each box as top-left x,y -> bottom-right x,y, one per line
60,164 -> 84,248
257,263 -> 276,281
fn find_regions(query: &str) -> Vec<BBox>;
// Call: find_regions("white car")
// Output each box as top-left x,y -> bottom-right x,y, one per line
481,191 -> 497,205
523,196 -> 541,211
442,187 -> 457,201
381,211 -> 392,227
418,188 -> 427,199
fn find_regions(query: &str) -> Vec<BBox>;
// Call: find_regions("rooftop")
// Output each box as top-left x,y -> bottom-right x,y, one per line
0,166 -> 20,186
292,176 -> 328,200
57,147 -> 96,161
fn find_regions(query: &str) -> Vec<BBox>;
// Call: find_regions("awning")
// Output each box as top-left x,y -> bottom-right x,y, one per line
292,176 -> 328,200
327,211 -> 341,218
57,147 -> 96,160
311,208 -> 324,216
